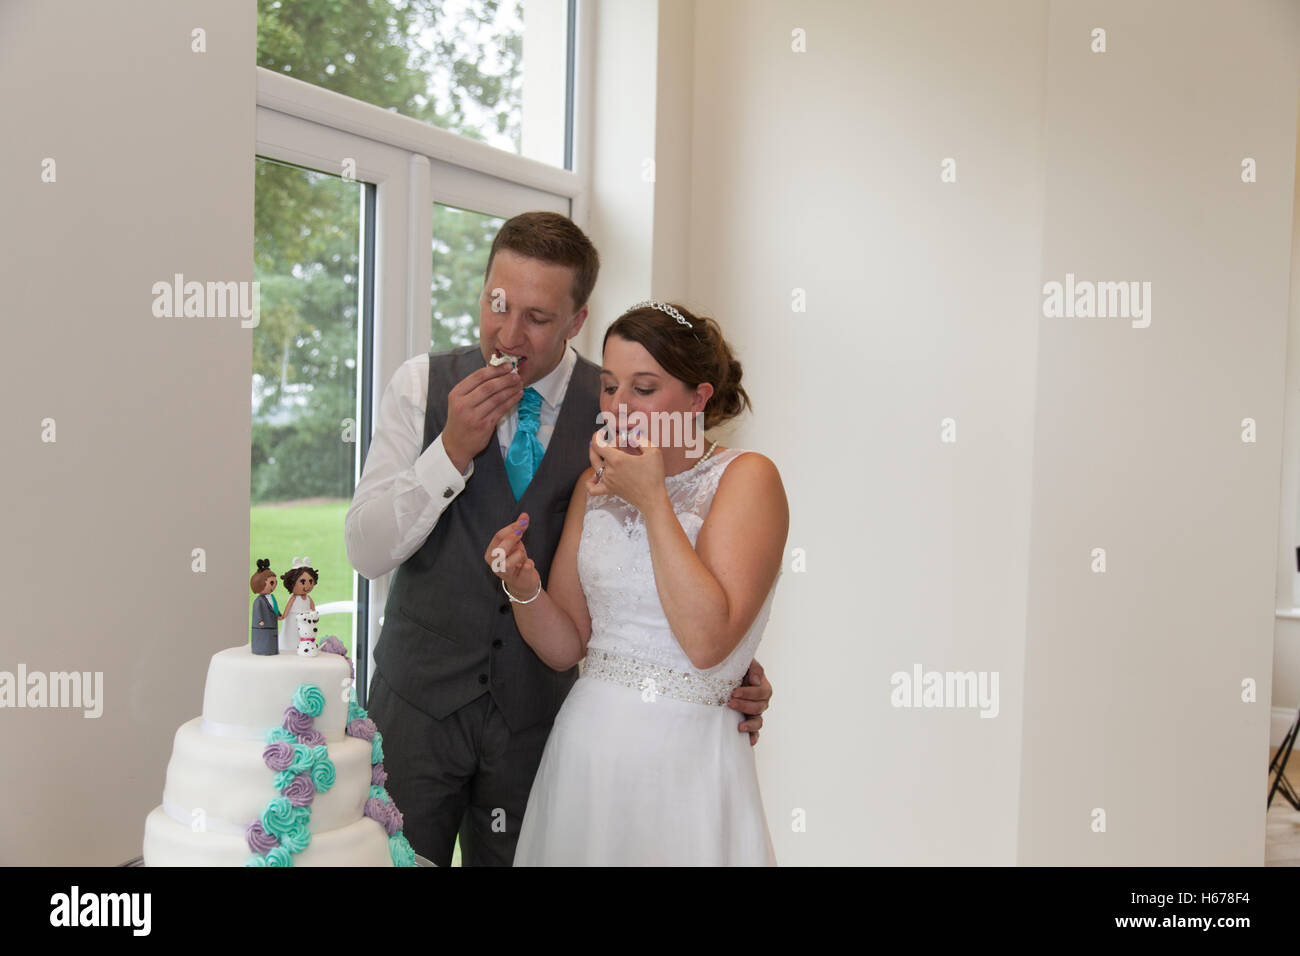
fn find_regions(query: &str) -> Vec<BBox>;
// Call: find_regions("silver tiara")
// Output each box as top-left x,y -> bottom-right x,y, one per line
628,300 -> 692,329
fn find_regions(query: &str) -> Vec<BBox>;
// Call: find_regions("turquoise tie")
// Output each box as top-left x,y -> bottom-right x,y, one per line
505,387 -> 544,500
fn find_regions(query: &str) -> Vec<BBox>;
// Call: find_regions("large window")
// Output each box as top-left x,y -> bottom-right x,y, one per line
251,158 -> 371,659
257,0 -> 573,169
432,203 -> 506,348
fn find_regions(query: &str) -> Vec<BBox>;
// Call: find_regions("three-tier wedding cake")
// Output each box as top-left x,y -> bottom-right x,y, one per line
142,638 -> 416,866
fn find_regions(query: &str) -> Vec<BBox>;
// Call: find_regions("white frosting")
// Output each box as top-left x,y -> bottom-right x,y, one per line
489,351 -> 520,368
143,806 -> 393,867
201,645 -> 353,740
161,718 -> 373,834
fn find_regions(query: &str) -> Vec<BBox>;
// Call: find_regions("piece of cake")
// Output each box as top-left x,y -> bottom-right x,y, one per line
142,640 -> 416,866
489,350 -> 521,369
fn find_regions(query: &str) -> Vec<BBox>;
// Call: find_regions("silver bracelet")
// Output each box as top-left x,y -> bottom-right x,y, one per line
502,576 -> 542,604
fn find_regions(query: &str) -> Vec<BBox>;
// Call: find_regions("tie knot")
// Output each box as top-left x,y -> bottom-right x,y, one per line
517,387 -> 542,433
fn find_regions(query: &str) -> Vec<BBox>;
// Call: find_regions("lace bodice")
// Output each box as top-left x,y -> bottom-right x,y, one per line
577,447 -> 779,685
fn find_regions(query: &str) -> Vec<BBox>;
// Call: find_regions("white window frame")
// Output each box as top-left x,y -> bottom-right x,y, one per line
252,0 -> 594,689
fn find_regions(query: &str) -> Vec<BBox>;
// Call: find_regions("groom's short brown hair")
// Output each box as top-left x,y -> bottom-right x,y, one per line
485,211 -> 600,310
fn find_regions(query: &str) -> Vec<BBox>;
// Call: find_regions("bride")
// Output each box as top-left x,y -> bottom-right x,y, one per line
483,301 -> 789,865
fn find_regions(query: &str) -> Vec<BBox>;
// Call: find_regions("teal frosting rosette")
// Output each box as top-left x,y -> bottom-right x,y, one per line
293,683 -> 326,717
308,747 -> 336,792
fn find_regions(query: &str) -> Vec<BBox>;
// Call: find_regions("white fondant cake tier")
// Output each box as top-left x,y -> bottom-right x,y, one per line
143,806 -> 394,867
161,718 -> 374,834
201,644 -> 353,740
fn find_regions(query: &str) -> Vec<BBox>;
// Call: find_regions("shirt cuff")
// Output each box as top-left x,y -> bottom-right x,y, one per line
415,433 -> 473,503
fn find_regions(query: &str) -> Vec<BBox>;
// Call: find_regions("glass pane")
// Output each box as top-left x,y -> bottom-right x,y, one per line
432,203 -> 505,350
252,157 -> 365,656
257,0 -> 570,168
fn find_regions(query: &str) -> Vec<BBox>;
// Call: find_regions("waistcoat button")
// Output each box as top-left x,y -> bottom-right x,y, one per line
478,674 -> 488,685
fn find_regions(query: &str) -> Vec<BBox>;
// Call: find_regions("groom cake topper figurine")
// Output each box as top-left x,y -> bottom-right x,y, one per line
249,558 -> 280,656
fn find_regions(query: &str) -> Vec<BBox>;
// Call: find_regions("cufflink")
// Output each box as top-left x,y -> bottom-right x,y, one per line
442,487 -> 453,498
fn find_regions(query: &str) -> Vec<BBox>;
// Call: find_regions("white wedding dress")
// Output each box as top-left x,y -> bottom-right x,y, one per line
513,447 -> 779,866
279,595 -> 307,653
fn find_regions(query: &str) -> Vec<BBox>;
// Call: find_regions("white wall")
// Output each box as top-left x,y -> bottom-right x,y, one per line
1019,0 -> 1298,866
580,0 -> 661,343
685,0 -> 1048,866
1272,100 -> 1300,748
0,2 -> 255,864
677,0 -> 1300,865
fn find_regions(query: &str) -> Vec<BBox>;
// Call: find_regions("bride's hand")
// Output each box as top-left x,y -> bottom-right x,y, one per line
586,427 -> 666,512
484,513 -> 540,601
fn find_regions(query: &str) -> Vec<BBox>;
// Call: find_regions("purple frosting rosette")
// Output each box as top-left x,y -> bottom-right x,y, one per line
347,717 -> 376,741
364,797 -> 404,836
262,741 -> 295,772
245,820 -> 280,855
282,706 -> 314,737
282,772 -> 316,807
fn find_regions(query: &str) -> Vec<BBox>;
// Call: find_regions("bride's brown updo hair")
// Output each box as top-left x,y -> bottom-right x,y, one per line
602,303 -> 750,430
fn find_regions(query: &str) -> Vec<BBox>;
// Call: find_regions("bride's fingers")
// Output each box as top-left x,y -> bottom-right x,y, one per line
592,427 -> 636,461
484,531 -> 516,564
503,549 -> 527,578
485,514 -> 530,557
485,531 -> 530,576
490,543 -> 529,580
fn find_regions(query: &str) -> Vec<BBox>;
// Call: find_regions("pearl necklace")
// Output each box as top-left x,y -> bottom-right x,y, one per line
671,440 -> 718,478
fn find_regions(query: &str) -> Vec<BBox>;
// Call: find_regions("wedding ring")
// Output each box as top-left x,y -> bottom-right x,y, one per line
593,464 -> 605,481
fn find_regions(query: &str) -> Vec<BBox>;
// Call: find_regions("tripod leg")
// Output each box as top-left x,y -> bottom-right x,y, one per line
1268,711 -> 1298,774
1268,709 -> 1300,809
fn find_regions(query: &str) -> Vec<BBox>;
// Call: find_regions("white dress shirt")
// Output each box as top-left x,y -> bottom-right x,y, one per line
344,345 -> 579,580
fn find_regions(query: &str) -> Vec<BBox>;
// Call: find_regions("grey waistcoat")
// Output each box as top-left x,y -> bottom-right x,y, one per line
373,344 -> 601,732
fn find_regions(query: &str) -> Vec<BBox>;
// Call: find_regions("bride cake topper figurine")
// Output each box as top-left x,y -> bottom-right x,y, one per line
279,560 -> 319,655
249,558 -> 280,656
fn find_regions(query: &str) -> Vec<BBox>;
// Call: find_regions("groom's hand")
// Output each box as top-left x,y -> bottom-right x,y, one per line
443,362 -> 525,473
729,658 -> 773,747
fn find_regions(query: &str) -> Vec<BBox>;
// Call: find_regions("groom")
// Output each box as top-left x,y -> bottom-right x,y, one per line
345,212 -> 773,867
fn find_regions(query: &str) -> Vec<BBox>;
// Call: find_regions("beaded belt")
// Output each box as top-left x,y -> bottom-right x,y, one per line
581,648 -> 742,707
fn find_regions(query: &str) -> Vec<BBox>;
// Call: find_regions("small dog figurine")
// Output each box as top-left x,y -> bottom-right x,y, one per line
295,609 -> 320,657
